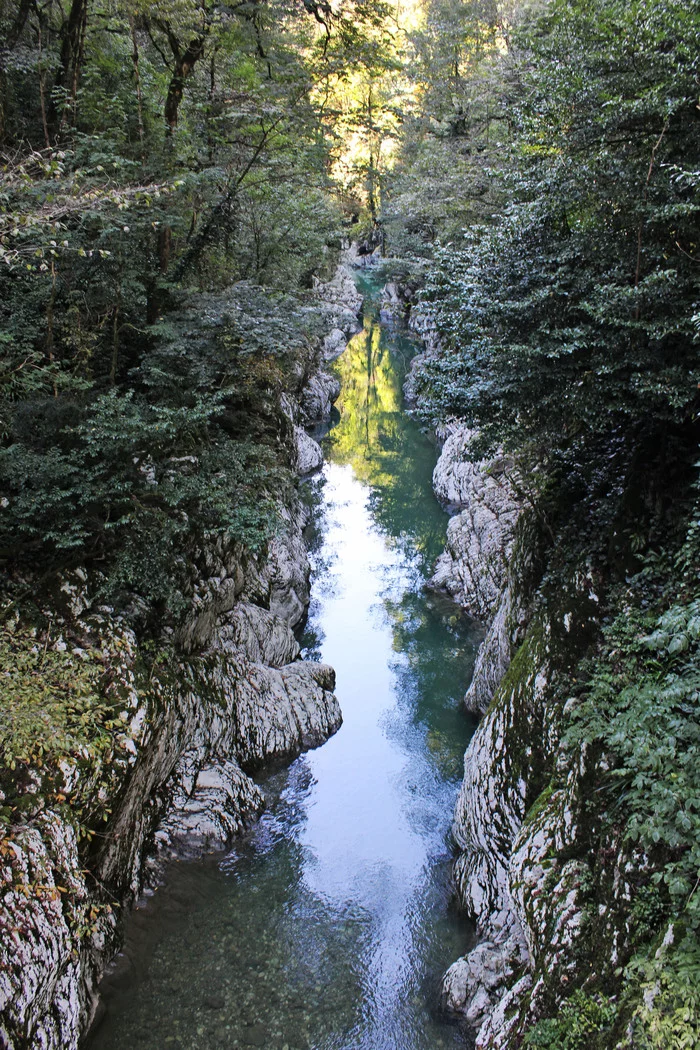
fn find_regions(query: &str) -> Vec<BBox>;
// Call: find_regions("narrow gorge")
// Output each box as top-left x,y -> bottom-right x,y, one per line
85,269 -> 484,1050
0,260 -> 362,1049
2,3 -> 699,1049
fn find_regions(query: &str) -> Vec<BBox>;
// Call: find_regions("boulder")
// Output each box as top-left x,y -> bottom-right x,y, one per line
299,371 -> 341,425
322,327 -> 347,361
293,426 -> 323,477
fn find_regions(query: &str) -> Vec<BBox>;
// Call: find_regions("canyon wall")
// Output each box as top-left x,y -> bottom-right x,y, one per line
427,424 -> 646,1048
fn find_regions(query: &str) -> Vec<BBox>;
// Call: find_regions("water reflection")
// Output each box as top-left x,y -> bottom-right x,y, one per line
89,277 -> 480,1050
325,303 -> 448,571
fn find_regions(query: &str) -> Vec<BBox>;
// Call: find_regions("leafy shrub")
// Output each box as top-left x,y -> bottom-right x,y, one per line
559,494 -> 700,1044
0,618 -> 132,838
567,593 -> 700,905
411,0 -> 700,464
0,283 -> 314,614
624,925 -> 700,1049
523,990 -> 615,1049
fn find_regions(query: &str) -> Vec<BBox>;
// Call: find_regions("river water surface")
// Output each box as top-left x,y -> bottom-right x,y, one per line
90,275 -> 481,1050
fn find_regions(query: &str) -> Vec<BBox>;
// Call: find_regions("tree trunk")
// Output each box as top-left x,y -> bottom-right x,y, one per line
129,13 -> 145,154
7,0 -> 33,47
1,0 -> 34,139
53,0 -> 90,129
158,225 -> 172,273
366,84 -> 377,224
164,36 -> 206,133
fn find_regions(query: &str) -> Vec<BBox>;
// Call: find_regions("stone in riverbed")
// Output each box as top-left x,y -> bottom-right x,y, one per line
379,281 -> 404,323
299,371 -> 341,424
155,759 -> 265,856
313,264 -> 363,315
242,1023 -> 268,1045
442,932 -> 528,1030
203,995 -> 226,1010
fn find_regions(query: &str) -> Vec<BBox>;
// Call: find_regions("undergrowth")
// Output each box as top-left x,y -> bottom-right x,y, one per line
0,615 -> 135,842
526,484 -> 700,1048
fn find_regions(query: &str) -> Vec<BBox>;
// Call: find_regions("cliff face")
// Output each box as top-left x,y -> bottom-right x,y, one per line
0,516 -> 340,1050
425,409 -> 696,1049
0,266 -> 361,1050
427,426 -> 613,1047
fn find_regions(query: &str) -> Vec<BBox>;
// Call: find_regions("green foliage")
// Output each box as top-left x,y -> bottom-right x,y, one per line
0,617 -> 131,838
0,0 -> 389,615
0,282 -> 310,611
523,990 -> 615,1050
567,593 -> 700,905
624,928 -> 700,1049
629,884 -> 671,947
403,0 -> 700,461
383,0 -> 509,254
556,496 -> 700,1045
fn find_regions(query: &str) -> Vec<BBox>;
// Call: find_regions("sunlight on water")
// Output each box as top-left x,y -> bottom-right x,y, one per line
89,278 -> 481,1050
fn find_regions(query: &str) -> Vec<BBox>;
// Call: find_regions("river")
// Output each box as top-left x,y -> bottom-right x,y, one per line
89,274 -> 481,1050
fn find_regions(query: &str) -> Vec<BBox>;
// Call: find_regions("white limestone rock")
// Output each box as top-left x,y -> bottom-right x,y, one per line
293,425 -> 324,477
279,391 -> 298,423
313,264 -> 363,315
443,933 -> 528,1030
299,371 -> 341,425
464,584 -> 531,715
317,303 -> 362,338
241,502 -> 311,629
379,281 -> 403,323
154,759 -> 265,856
402,351 -> 426,404
215,602 -> 300,667
476,974 -> 533,1050
0,813 -> 115,1050
452,701 -> 532,927
227,659 -> 340,767
408,302 -> 441,354
322,327 -> 347,361
280,366 -> 336,476
442,570 -> 604,1047
440,652 -> 544,1048
430,427 -> 521,622
179,575 -> 244,652
313,258 -> 363,339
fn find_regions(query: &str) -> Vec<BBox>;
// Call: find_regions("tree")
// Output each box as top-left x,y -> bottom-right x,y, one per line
410,0 -> 700,464
379,0 -> 515,256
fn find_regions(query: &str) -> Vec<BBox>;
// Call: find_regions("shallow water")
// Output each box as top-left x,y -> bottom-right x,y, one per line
90,276 -> 481,1050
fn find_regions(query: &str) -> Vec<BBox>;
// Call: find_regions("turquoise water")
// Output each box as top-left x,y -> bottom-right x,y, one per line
89,278 -> 480,1050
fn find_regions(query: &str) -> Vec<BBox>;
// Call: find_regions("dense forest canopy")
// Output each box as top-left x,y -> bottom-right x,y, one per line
0,0 -> 398,609
409,1 -> 700,464
2,0 -> 698,587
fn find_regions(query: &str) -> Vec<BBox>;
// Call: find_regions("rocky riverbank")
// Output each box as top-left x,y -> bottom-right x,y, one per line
416,417 -> 595,1045
0,260 -> 362,1050
419,393 -> 683,1046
